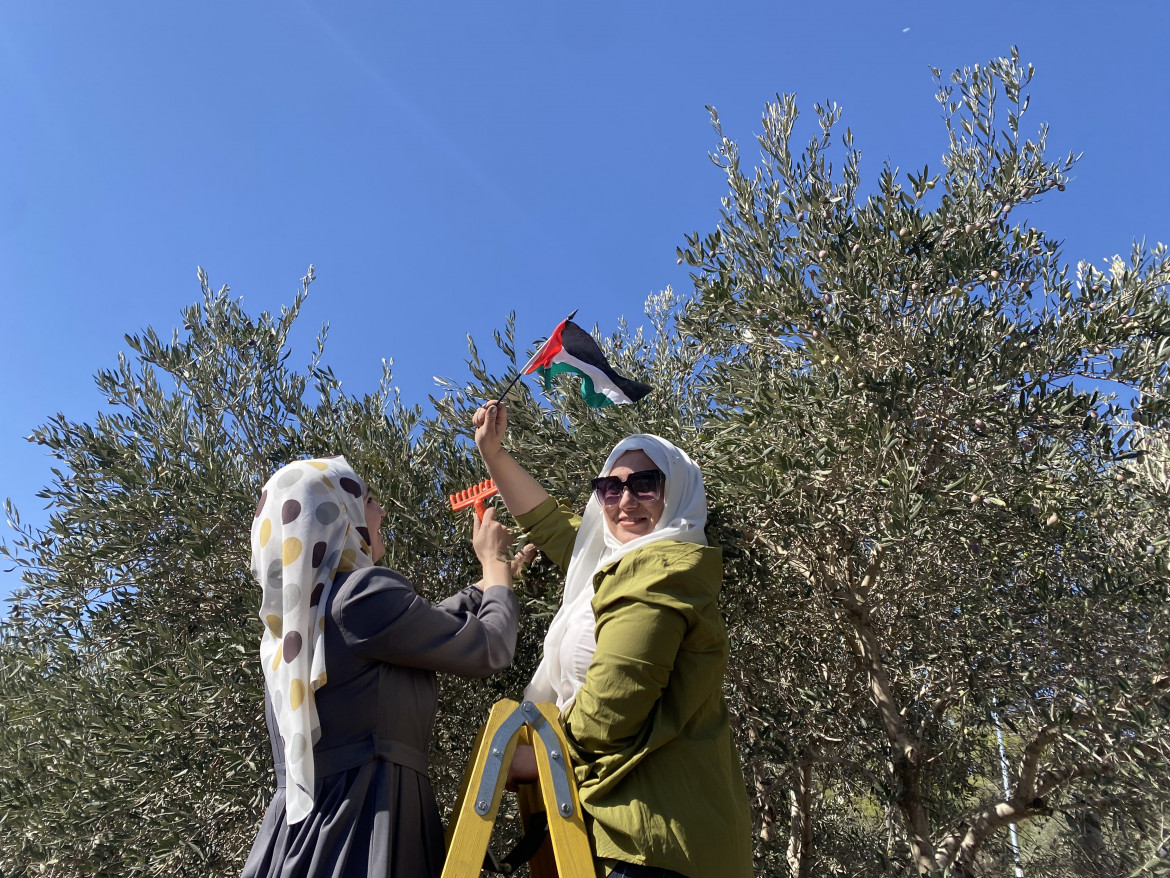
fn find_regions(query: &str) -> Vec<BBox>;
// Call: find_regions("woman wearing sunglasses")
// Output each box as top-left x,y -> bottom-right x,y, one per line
472,403 -> 752,878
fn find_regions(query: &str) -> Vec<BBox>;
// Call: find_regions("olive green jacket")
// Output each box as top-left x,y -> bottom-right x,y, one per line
517,498 -> 754,878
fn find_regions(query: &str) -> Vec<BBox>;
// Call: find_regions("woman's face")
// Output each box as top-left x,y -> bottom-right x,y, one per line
601,450 -> 665,544
364,494 -> 386,562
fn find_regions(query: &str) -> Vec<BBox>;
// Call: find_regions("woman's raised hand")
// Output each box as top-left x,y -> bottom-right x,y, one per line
470,398 -> 550,518
472,400 -> 508,460
471,507 -> 515,589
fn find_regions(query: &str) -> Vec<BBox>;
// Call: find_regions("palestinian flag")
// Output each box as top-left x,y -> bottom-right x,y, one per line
524,317 -> 651,408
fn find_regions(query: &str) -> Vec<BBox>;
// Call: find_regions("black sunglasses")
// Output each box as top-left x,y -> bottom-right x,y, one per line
590,469 -> 665,506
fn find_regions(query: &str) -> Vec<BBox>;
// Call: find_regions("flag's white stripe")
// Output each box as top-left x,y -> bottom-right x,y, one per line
551,351 -> 636,405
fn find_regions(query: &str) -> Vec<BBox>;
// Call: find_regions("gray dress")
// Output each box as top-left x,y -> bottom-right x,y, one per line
242,566 -> 519,878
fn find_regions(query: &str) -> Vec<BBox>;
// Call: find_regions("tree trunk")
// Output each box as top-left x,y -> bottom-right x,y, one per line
786,763 -> 814,878
830,551 -> 936,875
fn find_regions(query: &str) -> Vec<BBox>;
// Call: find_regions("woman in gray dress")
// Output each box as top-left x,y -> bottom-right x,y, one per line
241,456 -> 524,878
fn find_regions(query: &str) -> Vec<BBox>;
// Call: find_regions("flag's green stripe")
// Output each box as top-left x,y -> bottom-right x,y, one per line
544,352 -> 635,405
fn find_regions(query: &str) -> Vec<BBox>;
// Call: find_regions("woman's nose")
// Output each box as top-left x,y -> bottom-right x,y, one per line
617,487 -> 640,507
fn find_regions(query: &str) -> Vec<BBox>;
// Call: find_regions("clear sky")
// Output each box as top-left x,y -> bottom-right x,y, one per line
2,1 -> 1168,605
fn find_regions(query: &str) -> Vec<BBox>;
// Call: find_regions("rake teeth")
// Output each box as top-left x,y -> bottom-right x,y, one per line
448,479 -> 499,515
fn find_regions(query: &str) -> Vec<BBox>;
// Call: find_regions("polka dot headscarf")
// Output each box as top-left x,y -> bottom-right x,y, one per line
250,456 -> 374,824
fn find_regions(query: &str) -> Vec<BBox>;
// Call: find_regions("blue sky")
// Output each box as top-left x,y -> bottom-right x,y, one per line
2,1 -> 1168,604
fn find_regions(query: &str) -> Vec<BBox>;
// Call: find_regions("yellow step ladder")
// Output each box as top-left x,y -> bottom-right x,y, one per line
443,699 -> 594,878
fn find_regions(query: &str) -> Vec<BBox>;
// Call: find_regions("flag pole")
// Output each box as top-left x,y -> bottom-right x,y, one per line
490,309 -> 577,404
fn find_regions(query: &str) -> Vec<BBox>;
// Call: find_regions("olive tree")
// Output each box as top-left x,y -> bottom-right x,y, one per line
675,48 -> 1170,876
0,267 -> 503,876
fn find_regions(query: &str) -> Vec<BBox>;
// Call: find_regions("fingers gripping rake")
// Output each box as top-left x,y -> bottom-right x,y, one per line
449,479 -> 499,521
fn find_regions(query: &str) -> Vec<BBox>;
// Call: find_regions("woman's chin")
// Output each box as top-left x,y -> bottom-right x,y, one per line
611,523 -> 651,543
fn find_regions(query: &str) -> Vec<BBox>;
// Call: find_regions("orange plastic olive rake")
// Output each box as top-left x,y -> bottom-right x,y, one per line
449,479 -> 499,521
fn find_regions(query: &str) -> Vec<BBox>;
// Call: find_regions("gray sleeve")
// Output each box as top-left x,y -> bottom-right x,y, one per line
336,568 -> 519,677
436,585 -> 484,613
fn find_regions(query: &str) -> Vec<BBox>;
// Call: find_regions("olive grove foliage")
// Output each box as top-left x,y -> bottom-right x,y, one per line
672,49 -> 1170,876
0,267 -> 528,876
2,50 -> 1168,878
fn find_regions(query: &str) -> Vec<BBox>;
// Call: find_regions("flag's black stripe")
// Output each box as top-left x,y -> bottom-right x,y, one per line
560,322 -> 652,402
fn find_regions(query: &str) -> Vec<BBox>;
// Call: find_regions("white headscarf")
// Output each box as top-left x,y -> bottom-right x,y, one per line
250,456 -> 374,824
524,434 -> 709,710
